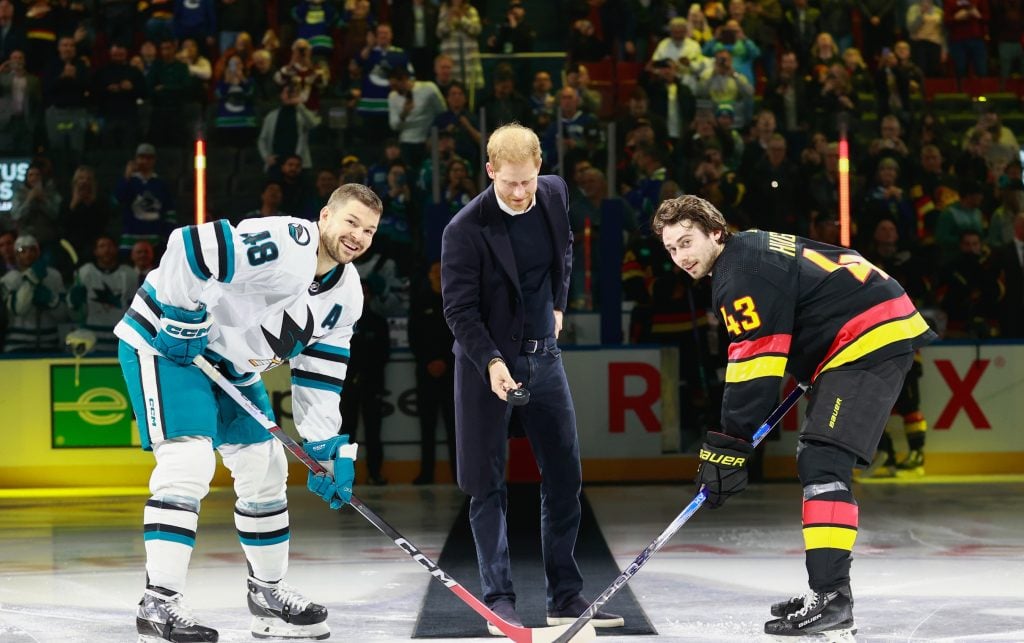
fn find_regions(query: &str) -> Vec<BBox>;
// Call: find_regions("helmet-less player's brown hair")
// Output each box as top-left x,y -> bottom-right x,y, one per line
651,195 -> 732,243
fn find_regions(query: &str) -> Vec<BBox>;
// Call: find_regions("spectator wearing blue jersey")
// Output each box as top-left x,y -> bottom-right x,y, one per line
173,0 -> 217,54
432,81 -> 481,170
292,0 -> 342,60
212,54 -> 257,147
115,144 -> 176,255
357,23 -> 412,141
541,87 -> 602,174
367,140 -> 402,197
625,143 -> 669,229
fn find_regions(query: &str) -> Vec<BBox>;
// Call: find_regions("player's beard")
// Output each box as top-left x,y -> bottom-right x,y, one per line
328,238 -> 354,265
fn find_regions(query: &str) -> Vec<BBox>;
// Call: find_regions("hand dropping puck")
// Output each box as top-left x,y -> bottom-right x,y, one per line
508,388 -> 530,406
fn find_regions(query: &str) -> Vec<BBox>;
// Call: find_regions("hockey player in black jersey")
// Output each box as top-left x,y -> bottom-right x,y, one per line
652,195 -> 936,639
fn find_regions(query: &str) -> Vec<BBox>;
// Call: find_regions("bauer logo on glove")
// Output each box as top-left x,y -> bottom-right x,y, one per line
696,431 -> 754,508
698,448 -> 747,467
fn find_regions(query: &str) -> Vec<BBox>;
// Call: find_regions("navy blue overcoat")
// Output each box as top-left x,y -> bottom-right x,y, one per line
440,175 -> 573,494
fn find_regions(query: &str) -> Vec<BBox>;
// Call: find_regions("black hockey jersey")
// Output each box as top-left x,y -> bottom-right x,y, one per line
711,230 -> 937,440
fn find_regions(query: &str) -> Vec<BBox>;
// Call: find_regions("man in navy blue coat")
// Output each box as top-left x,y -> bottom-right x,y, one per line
441,124 -> 623,633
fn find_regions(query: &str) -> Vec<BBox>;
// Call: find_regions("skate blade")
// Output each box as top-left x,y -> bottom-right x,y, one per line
138,630 -> 218,643
766,626 -> 856,642
251,615 -> 330,640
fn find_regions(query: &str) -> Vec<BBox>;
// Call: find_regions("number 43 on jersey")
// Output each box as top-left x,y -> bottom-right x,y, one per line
719,249 -> 889,338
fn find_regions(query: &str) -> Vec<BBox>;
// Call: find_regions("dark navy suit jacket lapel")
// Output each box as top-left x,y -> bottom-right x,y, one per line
480,184 -> 524,299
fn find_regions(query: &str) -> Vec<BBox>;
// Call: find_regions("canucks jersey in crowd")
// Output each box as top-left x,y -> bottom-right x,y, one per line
114,215 -> 362,448
713,230 -> 937,441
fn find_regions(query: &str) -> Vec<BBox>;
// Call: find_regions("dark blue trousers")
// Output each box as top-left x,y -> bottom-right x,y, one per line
467,337 -> 584,610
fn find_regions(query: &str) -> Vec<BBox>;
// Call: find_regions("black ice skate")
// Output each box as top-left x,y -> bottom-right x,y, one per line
770,586 -> 854,617
764,586 -> 855,641
770,592 -> 808,618
136,586 -> 218,643
247,576 -> 330,640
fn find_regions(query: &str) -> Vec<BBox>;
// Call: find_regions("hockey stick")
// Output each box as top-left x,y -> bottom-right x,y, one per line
194,356 -> 595,643
553,382 -> 809,643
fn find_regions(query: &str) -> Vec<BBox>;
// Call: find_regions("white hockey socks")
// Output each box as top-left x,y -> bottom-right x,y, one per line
235,500 -> 290,582
143,496 -> 200,593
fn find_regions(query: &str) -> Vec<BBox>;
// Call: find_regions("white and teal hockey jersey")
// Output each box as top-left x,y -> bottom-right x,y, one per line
1,266 -> 66,353
74,263 -> 137,353
114,216 -> 363,443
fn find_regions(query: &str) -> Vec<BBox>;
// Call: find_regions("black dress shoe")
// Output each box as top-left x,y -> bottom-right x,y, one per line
547,594 -> 624,628
412,475 -> 433,485
367,476 -> 388,486
486,598 -> 522,636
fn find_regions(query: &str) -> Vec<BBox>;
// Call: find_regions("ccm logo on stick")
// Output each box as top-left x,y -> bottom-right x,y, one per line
395,538 -> 456,587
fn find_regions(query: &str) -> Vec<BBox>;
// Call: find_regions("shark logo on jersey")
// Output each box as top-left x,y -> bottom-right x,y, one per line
92,283 -> 124,308
288,223 -> 311,246
261,306 -> 315,360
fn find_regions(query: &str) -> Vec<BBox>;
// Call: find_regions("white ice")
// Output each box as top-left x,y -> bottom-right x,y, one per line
1,480 -> 1021,642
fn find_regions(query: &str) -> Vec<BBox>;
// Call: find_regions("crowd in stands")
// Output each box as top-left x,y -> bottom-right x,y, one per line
1,0 -> 1024,360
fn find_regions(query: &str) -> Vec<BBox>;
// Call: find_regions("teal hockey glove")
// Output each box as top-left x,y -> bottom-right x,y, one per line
154,304 -> 212,366
304,435 -> 358,509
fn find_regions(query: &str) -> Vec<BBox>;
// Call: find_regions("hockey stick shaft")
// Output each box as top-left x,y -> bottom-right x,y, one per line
553,383 -> 809,643
194,356 -> 575,643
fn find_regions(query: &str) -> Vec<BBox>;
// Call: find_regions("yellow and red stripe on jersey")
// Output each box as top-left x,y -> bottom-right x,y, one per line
725,333 -> 791,383
802,499 -> 859,551
812,294 -> 931,381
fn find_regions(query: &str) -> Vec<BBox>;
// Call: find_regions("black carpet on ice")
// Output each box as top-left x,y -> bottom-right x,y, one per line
412,483 -> 656,638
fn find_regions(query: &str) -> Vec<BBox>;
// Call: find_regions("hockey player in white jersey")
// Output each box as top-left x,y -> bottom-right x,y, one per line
114,183 -> 383,642
69,236 -> 137,353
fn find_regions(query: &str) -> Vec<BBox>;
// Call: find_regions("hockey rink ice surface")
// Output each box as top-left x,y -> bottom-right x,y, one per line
1,479 -> 1022,642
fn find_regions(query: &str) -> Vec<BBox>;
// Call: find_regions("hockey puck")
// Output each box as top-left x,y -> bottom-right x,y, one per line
507,388 -> 530,406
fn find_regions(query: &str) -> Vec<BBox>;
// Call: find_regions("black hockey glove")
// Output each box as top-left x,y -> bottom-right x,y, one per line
696,431 -> 754,508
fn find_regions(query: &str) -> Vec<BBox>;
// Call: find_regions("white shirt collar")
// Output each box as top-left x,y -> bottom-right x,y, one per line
494,189 -> 536,216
